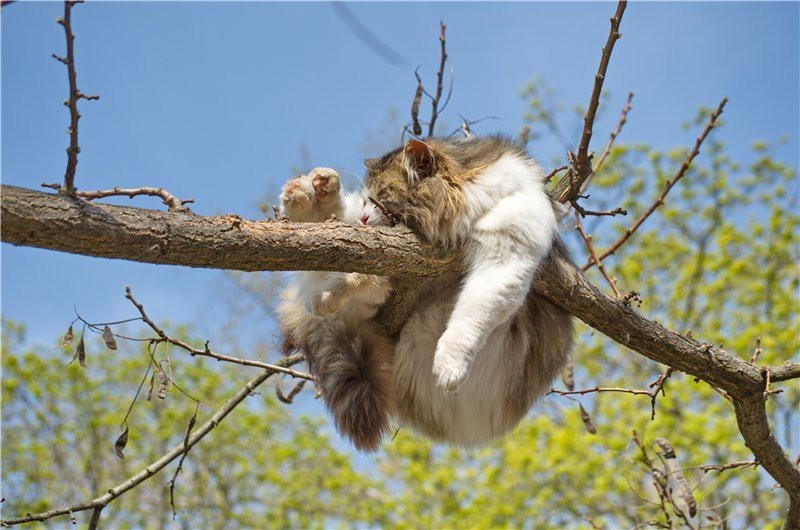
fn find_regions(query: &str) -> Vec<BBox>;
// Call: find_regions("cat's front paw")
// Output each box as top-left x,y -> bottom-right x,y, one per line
432,343 -> 471,394
279,175 -> 315,220
309,167 -> 340,208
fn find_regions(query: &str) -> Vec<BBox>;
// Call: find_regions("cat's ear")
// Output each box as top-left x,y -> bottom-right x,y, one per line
403,139 -> 436,183
364,158 -> 380,171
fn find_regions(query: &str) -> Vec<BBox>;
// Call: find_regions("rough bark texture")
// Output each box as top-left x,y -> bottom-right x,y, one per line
2,184 -> 798,524
1,185 -> 457,278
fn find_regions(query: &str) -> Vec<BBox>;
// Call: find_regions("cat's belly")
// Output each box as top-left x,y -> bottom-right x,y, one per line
393,300 -> 537,446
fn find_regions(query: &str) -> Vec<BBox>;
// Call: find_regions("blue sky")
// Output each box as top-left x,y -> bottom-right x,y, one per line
2,1 -> 799,349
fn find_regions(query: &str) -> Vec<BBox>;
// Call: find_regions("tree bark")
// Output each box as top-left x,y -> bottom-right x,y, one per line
2,183 -> 798,522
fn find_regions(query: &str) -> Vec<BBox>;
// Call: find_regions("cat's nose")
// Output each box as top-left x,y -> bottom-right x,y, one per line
360,215 -> 369,225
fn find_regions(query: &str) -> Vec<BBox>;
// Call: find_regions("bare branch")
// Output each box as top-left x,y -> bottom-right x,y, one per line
41,183 -> 194,212
554,0 -> 627,203
591,91 -> 635,177
427,21 -> 448,138
584,97 -> 728,270
575,211 -> 622,297
548,386 -> 652,397
692,460 -> 759,475
54,0 -> 99,195
124,286 -> 314,381
545,165 -> 568,184
750,336 -> 763,364
572,201 -> 628,218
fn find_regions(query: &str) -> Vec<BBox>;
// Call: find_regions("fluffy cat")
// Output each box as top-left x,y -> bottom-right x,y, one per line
277,136 -> 573,452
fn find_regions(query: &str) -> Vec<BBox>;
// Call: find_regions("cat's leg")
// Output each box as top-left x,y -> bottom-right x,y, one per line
278,282 -> 395,453
432,192 -> 558,392
313,273 -> 391,317
279,167 -> 342,222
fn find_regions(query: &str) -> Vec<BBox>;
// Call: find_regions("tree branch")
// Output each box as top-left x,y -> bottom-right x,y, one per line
53,0 -> 99,196
584,97 -> 728,270
0,185 -> 457,279
554,0 -> 627,203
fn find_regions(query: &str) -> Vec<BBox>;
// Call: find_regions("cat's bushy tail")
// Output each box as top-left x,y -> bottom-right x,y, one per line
280,301 -> 394,452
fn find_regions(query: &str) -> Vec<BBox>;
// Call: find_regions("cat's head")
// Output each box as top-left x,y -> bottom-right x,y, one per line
361,139 -> 472,246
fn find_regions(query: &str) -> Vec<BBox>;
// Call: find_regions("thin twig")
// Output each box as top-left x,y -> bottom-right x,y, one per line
591,91 -> 635,177
750,336 -> 763,364
168,404 -> 198,520
584,97 -> 728,270
53,0 -> 99,195
124,286 -> 314,381
448,115 -> 499,138
555,0 -> 627,203
427,21 -> 448,138
689,460 -> 759,475
545,165 -> 568,184
648,367 -> 674,420
575,211 -> 622,297
547,386 -> 653,397
368,197 -> 397,227
572,201 -> 628,218
41,183 -> 194,212
0,355 -> 303,527
565,91 -> 634,210
763,367 -> 784,399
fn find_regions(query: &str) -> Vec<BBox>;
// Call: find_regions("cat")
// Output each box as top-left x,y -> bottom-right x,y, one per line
277,136 -> 573,452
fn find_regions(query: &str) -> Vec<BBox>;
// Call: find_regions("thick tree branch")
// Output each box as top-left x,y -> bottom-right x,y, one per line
1,185 -> 457,279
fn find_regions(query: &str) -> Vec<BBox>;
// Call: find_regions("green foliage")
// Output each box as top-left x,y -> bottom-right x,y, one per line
1,321 -> 383,529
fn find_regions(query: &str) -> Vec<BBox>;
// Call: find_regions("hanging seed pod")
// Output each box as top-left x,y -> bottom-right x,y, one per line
102,325 -> 117,350
579,403 -> 597,434
61,325 -> 74,348
70,333 -> 87,368
156,365 -> 169,400
146,371 -> 155,401
114,426 -> 129,459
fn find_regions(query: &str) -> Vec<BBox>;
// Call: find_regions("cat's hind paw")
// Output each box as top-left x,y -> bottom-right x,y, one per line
312,290 -> 344,317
